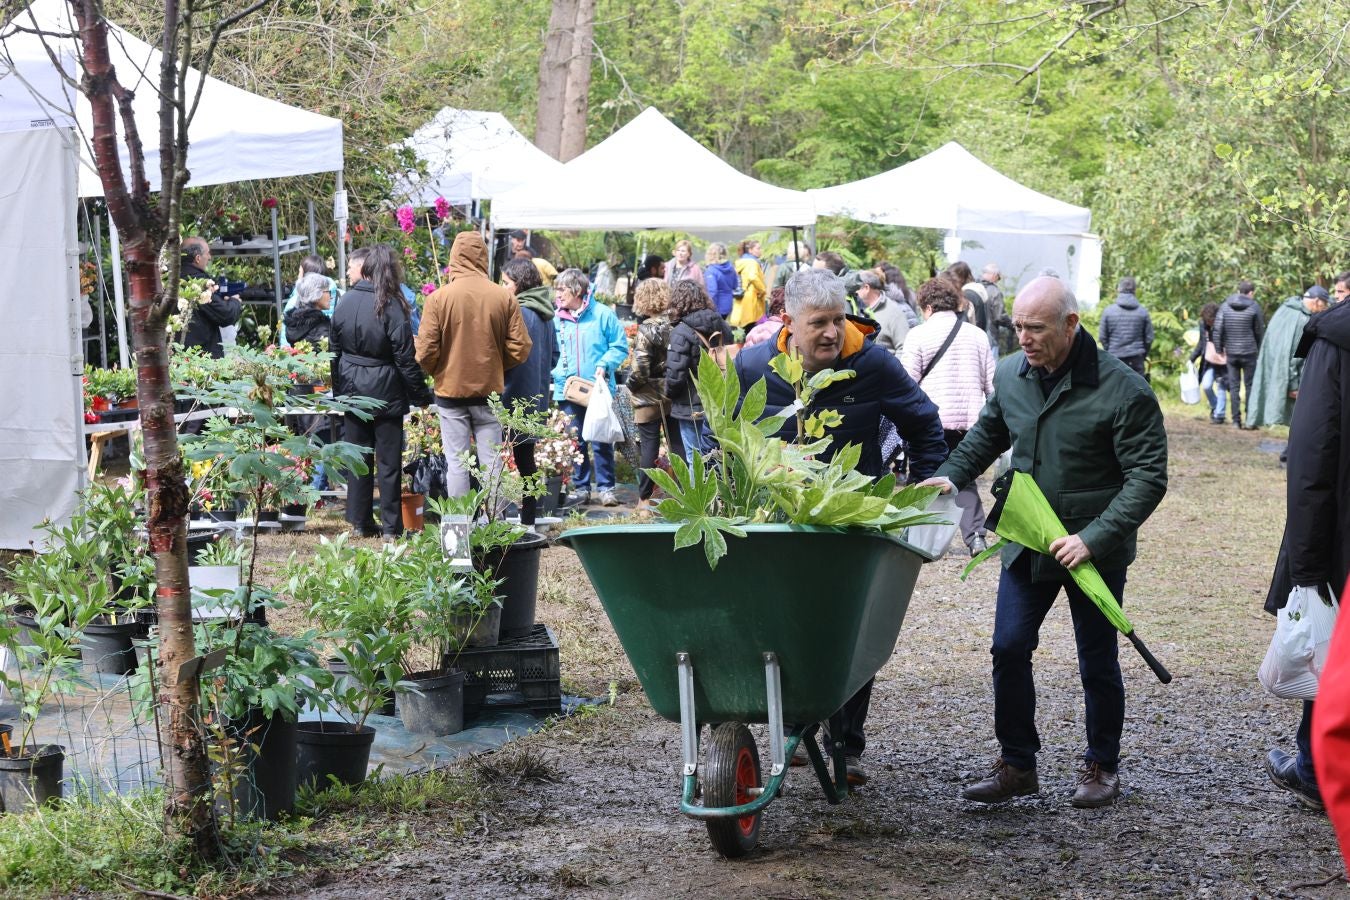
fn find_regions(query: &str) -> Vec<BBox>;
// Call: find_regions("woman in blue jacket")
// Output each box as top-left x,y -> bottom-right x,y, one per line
702,242 -> 739,318
552,268 -> 629,506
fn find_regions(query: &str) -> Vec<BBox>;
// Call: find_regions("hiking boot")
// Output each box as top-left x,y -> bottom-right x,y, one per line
599,489 -> 619,507
1071,762 -> 1121,808
962,759 -> 1039,803
845,756 -> 868,787
969,536 -> 988,557
1265,749 -> 1324,811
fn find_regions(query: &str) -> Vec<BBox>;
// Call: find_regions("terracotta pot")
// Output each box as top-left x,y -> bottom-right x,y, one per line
401,492 -> 425,532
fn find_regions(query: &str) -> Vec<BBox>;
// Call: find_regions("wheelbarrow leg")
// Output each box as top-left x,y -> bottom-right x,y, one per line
802,714 -> 850,805
677,652 -> 698,780
764,652 -> 786,778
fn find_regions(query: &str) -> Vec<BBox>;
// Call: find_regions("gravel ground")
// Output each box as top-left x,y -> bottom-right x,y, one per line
277,410 -> 1345,898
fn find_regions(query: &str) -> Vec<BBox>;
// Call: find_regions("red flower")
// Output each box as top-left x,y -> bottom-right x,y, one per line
262,197 -> 278,209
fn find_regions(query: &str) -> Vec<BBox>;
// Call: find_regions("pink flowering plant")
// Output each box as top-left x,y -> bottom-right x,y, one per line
529,408 -> 583,482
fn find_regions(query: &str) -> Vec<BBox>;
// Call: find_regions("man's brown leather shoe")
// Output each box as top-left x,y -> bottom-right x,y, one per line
1071,762 -> 1121,808
961,759 -> 1039,803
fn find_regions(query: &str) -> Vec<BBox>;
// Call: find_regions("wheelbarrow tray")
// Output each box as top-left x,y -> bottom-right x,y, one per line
558,524 -> 925,725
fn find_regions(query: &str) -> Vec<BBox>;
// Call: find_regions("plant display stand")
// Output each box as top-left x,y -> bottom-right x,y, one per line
455,624 -> 561,719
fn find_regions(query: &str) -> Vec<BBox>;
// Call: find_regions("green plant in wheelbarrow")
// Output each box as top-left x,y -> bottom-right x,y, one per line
558,349 -> 953,858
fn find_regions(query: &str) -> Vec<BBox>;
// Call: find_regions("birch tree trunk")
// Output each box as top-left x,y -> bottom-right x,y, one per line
72,0 -> 216,859
558,0 -> 594,162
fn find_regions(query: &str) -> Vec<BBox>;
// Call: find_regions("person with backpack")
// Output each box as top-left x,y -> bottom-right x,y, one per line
1213,279 -> 1266,429
1098,277 -> 1154,377
665,280 -> 734,462
1190,302 -> 1229,424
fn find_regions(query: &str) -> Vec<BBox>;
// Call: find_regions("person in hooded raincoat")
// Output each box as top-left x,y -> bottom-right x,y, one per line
1248,286 -> 1332,427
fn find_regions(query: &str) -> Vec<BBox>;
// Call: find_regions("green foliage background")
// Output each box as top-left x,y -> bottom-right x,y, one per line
100,0 -> 1350,359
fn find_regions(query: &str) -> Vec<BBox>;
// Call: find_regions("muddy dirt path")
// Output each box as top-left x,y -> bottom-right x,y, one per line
288,412 -> 1346,899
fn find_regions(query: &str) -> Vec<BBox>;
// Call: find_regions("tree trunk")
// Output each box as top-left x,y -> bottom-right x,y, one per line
73,0 -> 217,860
558,0 -> 595,162
535,0 -> 577,160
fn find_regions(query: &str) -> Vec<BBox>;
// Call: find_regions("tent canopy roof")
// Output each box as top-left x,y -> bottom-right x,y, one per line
395,107 -> 562,206
808,142 -> 1090,235
491,107 -> 815,231
2,0 -> 343,197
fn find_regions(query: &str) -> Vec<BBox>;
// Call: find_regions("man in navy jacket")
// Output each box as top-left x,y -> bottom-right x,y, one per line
735,268 -> 947,786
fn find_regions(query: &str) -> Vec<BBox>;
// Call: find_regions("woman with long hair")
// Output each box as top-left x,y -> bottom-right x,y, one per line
331,244 -> 434,537
665,280 -> 733,462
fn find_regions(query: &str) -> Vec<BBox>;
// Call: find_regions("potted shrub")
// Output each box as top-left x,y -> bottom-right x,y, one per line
297,627 -> 411,791
523,408 -> 582,517
0,553 -> 109,812
401,407 -> 446,531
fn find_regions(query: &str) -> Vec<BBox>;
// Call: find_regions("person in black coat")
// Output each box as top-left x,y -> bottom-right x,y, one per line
664,280 -> 734,462
181,237 -> 241,359
282,273 -> 333,348
501,258 -> 559,525
331,245 -> 435,537
1261,297 -> 1350,809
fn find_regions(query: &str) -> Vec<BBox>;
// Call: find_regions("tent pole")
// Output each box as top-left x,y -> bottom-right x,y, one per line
109,220 -> 129,369
90,208 -> 108,368
307,200 -> 317,257
335,171 -> 348,289
271,206 -> 283,321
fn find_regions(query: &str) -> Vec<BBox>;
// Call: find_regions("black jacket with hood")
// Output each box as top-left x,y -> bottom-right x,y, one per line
1213,292 -> 1265,358
330,281 -> 434,418
1265,299 -> 1350,613
1098,292 -> 1155,360
665,308 -> 734,420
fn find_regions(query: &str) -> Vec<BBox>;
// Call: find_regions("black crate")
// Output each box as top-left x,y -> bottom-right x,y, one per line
454,623 -> 560,718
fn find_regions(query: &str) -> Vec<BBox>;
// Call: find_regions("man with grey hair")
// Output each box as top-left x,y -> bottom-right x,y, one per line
734,267 -> 946,786
854,269 -> 910,353
921,275 -> 1168,809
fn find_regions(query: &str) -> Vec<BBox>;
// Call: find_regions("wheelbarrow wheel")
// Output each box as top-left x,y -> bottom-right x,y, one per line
703,722 -> 762,858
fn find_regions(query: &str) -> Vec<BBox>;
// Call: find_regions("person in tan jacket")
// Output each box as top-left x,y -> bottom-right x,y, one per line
416,232 -> 532,497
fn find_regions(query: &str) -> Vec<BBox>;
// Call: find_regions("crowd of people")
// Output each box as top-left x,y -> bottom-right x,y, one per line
174,233 -> 1350,857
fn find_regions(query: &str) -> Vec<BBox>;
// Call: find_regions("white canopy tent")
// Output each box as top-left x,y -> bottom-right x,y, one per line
491,107 -> 816,231
394,107 -> 562,207
5,0 -> 347,367
809,142 -> 1101,304
0,0 -> 346,548
0,32 -> 84,550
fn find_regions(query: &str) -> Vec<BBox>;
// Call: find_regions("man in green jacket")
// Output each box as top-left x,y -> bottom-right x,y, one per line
920,276 -> 1168,809
1248,286 -> 1332,427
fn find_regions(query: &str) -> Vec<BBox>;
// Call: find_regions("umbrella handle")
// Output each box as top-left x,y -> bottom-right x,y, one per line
1126,631 -> 1172,684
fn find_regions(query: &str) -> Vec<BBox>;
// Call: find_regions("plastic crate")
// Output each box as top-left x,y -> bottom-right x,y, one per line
455,624 -> 560,718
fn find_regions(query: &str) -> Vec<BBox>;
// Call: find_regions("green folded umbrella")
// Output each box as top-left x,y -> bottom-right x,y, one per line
962,470 -> 1172,684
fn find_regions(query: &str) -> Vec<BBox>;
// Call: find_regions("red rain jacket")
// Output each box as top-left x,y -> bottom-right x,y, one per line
1313,575 -> 1350,872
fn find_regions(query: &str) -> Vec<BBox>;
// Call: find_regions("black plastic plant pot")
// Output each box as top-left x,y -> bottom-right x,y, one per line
186,526 -> 226,562
295,722 -> 376,790
80,619 -> 139,676
282,502 -> 308,517
255,509 -> 280,524
462,677 -> 487,723
482,530 -> 549,639
223,710 -> 298,822
396,670 -> 465,736
0,744 -> 64,814
206,508 -> 237,523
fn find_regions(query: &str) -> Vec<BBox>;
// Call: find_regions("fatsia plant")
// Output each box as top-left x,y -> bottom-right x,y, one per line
646,350 -> 948,568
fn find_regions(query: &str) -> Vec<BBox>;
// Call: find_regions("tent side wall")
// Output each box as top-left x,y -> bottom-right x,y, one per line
0,125 -> 86,549
946,229 -> 1102,308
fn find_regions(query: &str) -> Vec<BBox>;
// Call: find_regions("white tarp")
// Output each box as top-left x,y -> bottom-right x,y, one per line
492,107 -> 815,230
3,0 -> 344,197
394,107 -> 562,206
809,142 -> 1091,235
0,40 -> 85,548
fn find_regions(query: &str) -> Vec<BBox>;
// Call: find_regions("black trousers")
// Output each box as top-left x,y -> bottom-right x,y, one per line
513,438 -> 538,526
344,412 -> 404,536
636,412 -> 687,500
1227,355 -> 1256,422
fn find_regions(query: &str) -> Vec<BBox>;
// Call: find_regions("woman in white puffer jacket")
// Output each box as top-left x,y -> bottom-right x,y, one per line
901,278 -> 997,555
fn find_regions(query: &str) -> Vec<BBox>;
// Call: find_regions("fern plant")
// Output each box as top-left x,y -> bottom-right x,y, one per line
646,351 -> 948,568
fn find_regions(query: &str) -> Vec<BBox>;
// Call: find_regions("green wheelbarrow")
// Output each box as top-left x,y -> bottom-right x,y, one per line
557,523 -> 931,857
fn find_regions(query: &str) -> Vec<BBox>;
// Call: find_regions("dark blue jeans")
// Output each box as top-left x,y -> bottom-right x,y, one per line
992,553 -> 1127,773
1296,699 -> 1317,786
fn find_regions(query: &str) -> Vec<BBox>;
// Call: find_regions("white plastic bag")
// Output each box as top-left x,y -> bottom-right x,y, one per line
581,376 -> 626,445
1258,585 -> 1340,699
904,492 -> 960,560
1179,360 -> 1201,405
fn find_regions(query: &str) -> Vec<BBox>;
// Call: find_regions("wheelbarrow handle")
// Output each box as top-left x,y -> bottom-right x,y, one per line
1127,630 -> 1172,684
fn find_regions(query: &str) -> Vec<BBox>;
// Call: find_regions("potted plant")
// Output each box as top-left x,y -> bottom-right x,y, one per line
435,396 -> 554,640
401,407 -> 445,531
297,627 -> 411,791
529,408 -> 583,516
0,544 -> 111,812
